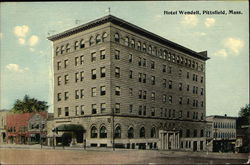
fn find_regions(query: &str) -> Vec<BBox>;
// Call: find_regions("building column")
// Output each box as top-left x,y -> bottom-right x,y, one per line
163,133 -> 166,150
173,133 -> 176,149
160,132 -> 163,149
166,133 -> 169,150
177,133 -> 179,149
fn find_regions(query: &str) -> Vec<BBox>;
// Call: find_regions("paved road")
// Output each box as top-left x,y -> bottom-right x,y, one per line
0,145 -> 249,164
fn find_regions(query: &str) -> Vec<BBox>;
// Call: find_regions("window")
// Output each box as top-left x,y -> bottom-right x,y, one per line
151,107 -> 155,116
125,37 -> 129,46
169,109 -> 172,118
193,74 -> 195,81
80,105 -> 84,115
128,127 -> 134,138
151,127 -> 156,138
201,101 -> 204,107
91,52 -> 97,62
61,45 -> 65,54
186,129 -> 190,137
100,50 -> 105,60
131,39 -> 135,48
64,92 -> 69,100
128,54 -> 132,63
138,73 -> 142,82
168,66 -> 172,74
138,90 -> 142,99
65,107 -> 69,116
75,90 -> 79,99
100,67 -> 106,78
179,110 -> 182,118
179,69 -> 182,76
57,61 -> 62,70
163,79 -> 167,88
201,88 -> 204,95
64,75 -> 69,84
115,126 -> 121,138
194,129 -> 197,137
92,104 -> 97,114
80,39 -> 85,48
115,103 -> 120,113
187,111 -> 190,118
168,53 -> 171,61
115,67 -> 120,77
151,92 -> 155,101
129,104 -> 133,113
129,88 -> 133,96
163,94 -> 167,103
148,45 -> 152,54
168,80 -> 172,89
96,34 -> 101,44
187,72 -> 189,79
75,72 -> 79,82
142,43 -> 146,52
74,41 -> 79,50
187,98 -> 190,105
75,57 -> 79,66
172,54 -> 175,62
163,65 -> 166,72
143,58 -> 146,67
80,89 -> 84,98
143,91 -> 147,99
80,71 -> 84,81
151,61 -> 155,69
100,86 -> 106,96
169,96 -> 172,104
179,97 -> 182,104
114,33 -> 120,42
57,93 -> 61,101
102,32 -> 108,42
139,105 -> 142,115
187,85 -> 190,91
179,83 -> 182,91
92,87 -> 97,97
92,69 -> 96,79
115,50 -> 120,60
129,70 -> 133,79
56,47 -> 60,56
115,86 -> 121,96
89,36 -> 94,46
138,57 -> 142,66
151,76 -> 155,85
137,41 -> 141,50
140,127 -> 145,138
200,130 -> 204,137
101,103 -> 106,112
172,109 -> 176,118
57,76 -> 62,86
201,76 -> 204,83
143,106 -> 146,115
75,106 -> 79,116
164,108 -> 167,117
91,126 -> 97,138
57,108 -> 61,117
176,56 -> 180,63
80,55 -> 84,65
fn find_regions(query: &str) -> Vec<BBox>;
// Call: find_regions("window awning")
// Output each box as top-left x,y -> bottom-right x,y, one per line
53,124 -> 84,132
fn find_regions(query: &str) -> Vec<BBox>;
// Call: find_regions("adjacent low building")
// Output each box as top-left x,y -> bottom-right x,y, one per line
206,115 -> 237,152
0,110 -> 11,144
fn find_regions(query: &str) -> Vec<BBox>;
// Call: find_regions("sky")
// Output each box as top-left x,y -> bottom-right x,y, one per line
0,1 -> 249,116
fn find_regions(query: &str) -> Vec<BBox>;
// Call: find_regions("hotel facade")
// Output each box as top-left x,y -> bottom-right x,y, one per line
48,15 -> 209,151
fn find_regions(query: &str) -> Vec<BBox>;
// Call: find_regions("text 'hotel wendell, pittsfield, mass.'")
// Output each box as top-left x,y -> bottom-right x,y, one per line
164,10 -> 243,15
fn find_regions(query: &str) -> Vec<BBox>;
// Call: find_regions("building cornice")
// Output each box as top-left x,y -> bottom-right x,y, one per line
48,15 -> 209,61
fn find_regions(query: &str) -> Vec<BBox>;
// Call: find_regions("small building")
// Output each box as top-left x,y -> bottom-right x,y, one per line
6,112 -> 48,144
235,116 -> 250,153
0,110 -> 11,143
206,115 -> 237,152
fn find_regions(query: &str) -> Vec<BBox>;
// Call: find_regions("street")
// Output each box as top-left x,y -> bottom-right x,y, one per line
0,146 -> 248,164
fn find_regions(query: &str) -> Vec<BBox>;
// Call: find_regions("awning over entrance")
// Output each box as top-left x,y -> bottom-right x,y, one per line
53,124 -> 84,132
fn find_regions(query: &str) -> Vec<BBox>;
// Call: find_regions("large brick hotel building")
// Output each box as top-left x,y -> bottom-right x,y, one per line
48,15 -> 209,151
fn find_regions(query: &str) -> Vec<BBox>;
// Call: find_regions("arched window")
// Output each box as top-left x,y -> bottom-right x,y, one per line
140,127 -> 145,138
56,47 -> 60,55
200,129 -> 204,137
114,126 -> 121,138
150,127 -> 156,138
66,43 -> 70,53
96,34 -> 101,44
137,41 -> 141,50
89,36 -> 94,46
91,126 -> 97,138
80,39 -> 85,48
125,37 -> 129,46
142,43 -> 146,52
131,39 -> 135,48
128,127 -> 134,138
114,33 -> 120,42
172,54 -> 175,62
159,49 -> 163,58
102,32 -> 108,42
100,126 -> 107,138
148,45 -> 152,54
74,41 -> 79,50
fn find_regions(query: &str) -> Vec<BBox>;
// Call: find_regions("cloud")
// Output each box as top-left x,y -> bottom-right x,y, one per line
28,35 -> 39,46
214,49 -> 228,57
6,64 -> 29,73
13,25 -> 29,37
204,18 -> 215,27
223,37 -> 244,55
18,38 -> 25,45
181,15 -> 198,27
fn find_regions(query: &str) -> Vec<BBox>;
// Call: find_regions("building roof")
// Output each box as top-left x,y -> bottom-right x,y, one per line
48,15 -> 209,61
206,115 -> 237,120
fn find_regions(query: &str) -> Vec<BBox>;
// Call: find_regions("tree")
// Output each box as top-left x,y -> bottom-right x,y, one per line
11,95 -> 48,113
238,104 -> 250,126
